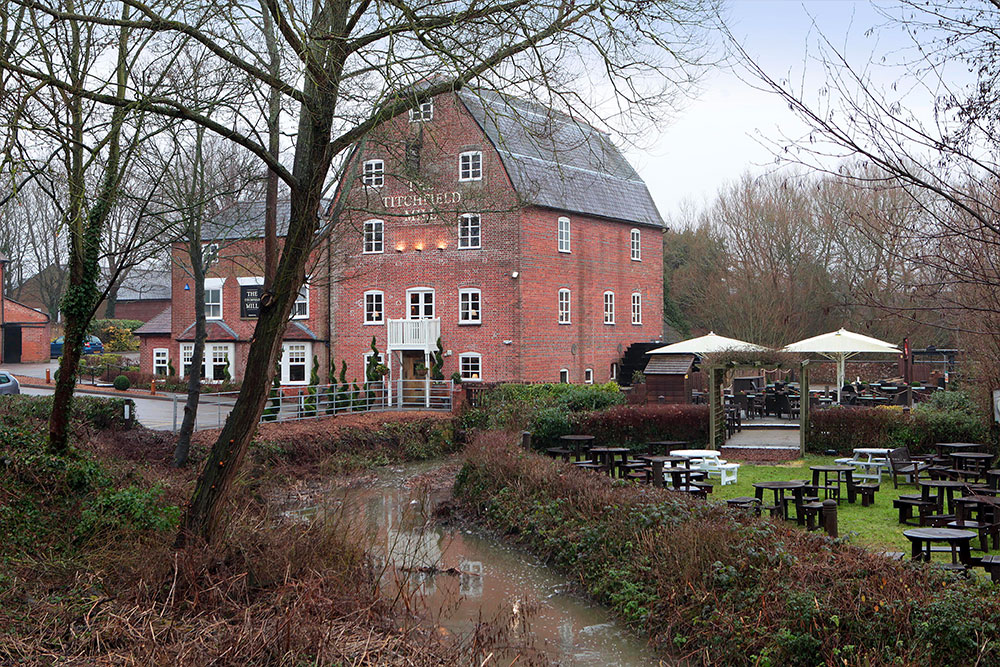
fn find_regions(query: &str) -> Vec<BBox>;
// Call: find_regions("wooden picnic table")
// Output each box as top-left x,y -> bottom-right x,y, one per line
903,527 -> 976,565
809,464 -> 855,503
588,446 -> 630,475
950,452 -> 994,481
646,440 -> 689,454
559,434 -> 595,458
934,442 -> 983,458
918,479 -> 967,517
753,480 -> 807,522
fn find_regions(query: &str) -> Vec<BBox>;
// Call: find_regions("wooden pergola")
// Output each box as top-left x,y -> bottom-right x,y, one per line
703,350 -> 808,457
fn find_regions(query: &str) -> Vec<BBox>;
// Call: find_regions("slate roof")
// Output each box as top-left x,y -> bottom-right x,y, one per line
117,269 -> 171,301
286,321 -> 320,341
135,307 -> 171,336
644,354 -> 696,375
457,89 -> 664,228
177,320 -> 240,342
202,199 -> 332,241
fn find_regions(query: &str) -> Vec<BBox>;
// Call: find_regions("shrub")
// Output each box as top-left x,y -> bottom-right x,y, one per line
75,485 -> 181,540
113,375 -> 131,391
0,395 -> 135,430
808,394 -> 988,455
463,382 -> 625,431
571,404 -> 710,449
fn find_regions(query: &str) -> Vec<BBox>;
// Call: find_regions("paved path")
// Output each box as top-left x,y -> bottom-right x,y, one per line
20,385 -> 236,432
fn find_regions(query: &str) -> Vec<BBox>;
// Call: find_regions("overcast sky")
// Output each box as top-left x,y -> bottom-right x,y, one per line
629,0 -> 927,224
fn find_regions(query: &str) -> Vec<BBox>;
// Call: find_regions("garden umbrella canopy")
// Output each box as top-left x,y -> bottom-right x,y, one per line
646,332 -> 769,356
782,328 -> 900,402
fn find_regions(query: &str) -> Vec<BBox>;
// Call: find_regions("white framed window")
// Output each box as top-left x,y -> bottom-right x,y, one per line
363,351 -> 384,381
458,213 -> 481,249
559,369 -> 569,383
630,228 -> 641,261
558,288 -> 571,324
459,151 -> 482,181
364,290 -> 384,324
407,287 -> 435,319
459,353 -> 482,382
181,342 -> 234,381
459,288 -> 481,324
281,342 -> 312,384
292,284 -> 309,319
409,100 -> 433,122
558,217 -> 571,253
585,368 -> 594,384
204,277 -> 224,320
181,343 -> 194,377
153,348 -> 169,376
631,292 -> 642,325
611,363 -> 618,381
364,219 -> 384,254
362,159 -> 384,187
604,291 -> 615,325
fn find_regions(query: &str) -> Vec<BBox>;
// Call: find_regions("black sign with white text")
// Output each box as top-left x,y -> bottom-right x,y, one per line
241,284 -> 261,318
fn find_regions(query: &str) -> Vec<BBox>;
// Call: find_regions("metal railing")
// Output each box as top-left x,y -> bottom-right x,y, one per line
174,379 -> 454,432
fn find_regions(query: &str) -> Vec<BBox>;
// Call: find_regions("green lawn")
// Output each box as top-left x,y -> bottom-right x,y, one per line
710,455 -> 918,552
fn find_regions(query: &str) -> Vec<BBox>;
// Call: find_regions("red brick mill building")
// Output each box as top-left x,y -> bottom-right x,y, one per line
137,89 -> 665,393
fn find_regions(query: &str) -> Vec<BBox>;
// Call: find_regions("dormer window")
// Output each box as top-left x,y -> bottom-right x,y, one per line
409,100 -> 433,122
459,151 -> 482,182
362,159 -> 384,187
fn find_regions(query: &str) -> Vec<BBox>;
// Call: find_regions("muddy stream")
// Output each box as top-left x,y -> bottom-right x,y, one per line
293,461 -> 666,665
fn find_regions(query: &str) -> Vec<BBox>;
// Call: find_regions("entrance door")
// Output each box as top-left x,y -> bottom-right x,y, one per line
2,326 -> 21,364
400,350 -> 426,406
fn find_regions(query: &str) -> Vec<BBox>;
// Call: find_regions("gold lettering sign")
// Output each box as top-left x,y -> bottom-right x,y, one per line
382,191 -> 462,208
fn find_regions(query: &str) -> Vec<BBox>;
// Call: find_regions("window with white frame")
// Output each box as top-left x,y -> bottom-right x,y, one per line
362,159 -> 384,187
363,351 -> 384,382
559,369 -> 569,383
181,342 -> 233,381
407,288 -> 435,319
204,278 -> 224,320
209,344 -> 232,381
459,353 -> 482,381
181,344 -> 195,378
364,290 -> 384,324
459,288 -> 481,324
458,213 -> 481,249
558,217 -> 571,253
631,292 -> 642,324
558,289 -> 571,324
603,291 -> 615,325
281,342 -> 311,384
153,348 -> 169,376
291,285 -> 309,319
585,368 -> 594,384
363,219 -> 384,254
409,100 -> 433,122
459,151 -> 482,181
630,228 -> 641,261
610,363 -> 618,381
202,242 -> 219,268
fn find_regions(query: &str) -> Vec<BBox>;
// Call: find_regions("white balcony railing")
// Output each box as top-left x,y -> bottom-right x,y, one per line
387,318 -> 441,351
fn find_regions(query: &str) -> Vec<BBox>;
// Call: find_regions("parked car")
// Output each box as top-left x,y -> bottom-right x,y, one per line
50,335 -> 104,358
0,371 -> 20,395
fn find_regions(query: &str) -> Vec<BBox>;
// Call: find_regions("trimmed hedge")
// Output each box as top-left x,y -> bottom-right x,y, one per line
462,382 -> 625,433
571,404 -> 710,449
808,403 -> 989,455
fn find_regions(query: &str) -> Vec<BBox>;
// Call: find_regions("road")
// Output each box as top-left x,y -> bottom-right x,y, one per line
20,385 -> 236,432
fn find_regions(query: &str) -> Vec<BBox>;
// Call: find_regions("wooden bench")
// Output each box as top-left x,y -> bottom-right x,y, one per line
979,555 -> 1000,582
801,501 -> 826,531
726,496 -> 762,516
545,447 -> 572,462
893,497 -> 937,526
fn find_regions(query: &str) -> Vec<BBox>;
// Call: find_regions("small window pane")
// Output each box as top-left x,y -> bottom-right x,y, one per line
604,292 -> 615,325
460,289 -> 481,324
459,151 -> 482,181
458,214 -> 481,249
363,160 -> 384,187
559,369 -> 569,384
632,293 -> 642,325
630,228 -> 641,261
558,289 -> 571,324
408,290 -> 434,319
409,100 -> 433,122
292,286 -> 308,319
460,354 -> 481,381
558,217 -> 571,253
364,220 -> 384,253
205,288 -> 222,319
365,291 -> 384,324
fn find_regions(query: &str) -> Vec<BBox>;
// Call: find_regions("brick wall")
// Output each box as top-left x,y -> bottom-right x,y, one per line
1,298 -> 52,363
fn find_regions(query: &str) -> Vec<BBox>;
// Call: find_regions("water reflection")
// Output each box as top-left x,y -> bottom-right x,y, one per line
324,465 -> 668,666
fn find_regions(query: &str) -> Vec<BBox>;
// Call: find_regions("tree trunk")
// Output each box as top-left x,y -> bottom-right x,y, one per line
176,92 -> 335,544
103,280 -> 119,318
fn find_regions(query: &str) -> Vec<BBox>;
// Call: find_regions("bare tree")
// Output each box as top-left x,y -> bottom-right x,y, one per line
3,0 -> 717,542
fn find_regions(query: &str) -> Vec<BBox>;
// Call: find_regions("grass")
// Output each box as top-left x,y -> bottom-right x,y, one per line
712,455 -> 950,555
